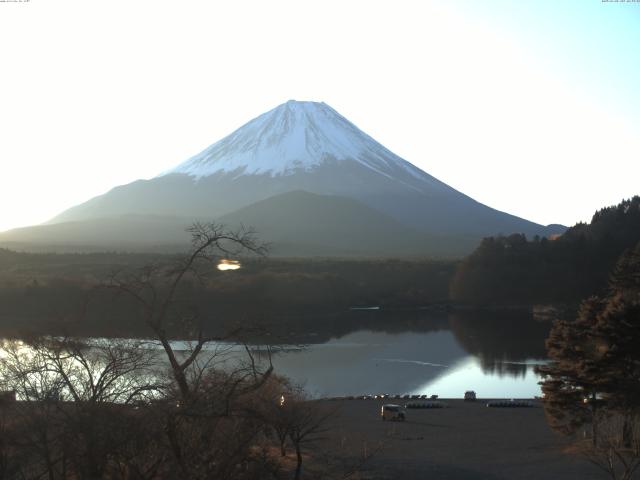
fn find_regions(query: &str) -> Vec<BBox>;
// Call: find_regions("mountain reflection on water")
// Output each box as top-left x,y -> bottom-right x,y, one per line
263,309 -> 551,398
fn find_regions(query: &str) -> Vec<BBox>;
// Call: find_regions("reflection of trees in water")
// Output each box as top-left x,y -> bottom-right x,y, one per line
246,309 -> 450,344
480,360 -> 528,379
448,309 -> 551,378
0,308 -> 451,345
2,306 -> 553,383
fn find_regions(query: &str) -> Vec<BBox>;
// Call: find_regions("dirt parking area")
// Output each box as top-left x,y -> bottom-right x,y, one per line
318,399 -> 603,479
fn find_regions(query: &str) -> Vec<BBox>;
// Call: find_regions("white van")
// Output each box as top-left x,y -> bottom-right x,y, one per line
381,404 -> 406,421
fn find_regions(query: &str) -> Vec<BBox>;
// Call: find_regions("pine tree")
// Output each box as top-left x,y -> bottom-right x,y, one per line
539,244 -> 640,452
608,242 -> 640,294
538,297 -> 607,443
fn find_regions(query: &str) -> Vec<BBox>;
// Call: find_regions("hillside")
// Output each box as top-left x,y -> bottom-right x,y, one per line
218,191 -> 476,257
0,191 -> 478,257
450,196 -> 640,304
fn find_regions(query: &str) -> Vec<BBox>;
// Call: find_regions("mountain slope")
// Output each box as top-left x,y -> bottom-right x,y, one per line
217,190 -> 475,256
0,192 -> 477,256
0,215 -> 193,252
6,99 -> 565,256
50,101 -> 456,227
49,100 -> 558,238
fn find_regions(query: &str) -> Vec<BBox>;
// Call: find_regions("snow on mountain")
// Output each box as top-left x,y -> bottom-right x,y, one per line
166,100 -> 428,184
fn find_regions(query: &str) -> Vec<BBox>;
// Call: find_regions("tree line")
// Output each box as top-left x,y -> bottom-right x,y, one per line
0,251 -> 455,337
450,196 -> 640,305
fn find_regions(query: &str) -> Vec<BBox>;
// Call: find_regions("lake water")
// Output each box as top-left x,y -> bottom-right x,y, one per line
1,309 -> 552,399
268,326 -> 547,399
233,308 -> 552,399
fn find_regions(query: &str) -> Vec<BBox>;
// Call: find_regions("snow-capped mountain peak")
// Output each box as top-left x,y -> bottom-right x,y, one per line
164,100 -> 424,180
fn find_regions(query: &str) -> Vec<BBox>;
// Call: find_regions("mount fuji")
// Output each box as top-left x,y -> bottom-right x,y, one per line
1,100 -> 563,256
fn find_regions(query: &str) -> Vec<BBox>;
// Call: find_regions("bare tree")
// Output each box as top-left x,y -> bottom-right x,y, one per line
102,222 -> 282,479
106,222 -> 268,401
0,336 -> 164,479
579,412 -> 640,480
0,393 -> 26,480
283,390 -> 336,480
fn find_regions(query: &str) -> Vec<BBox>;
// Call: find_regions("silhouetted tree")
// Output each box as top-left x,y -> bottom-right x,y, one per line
539,244 -> 640,479
107,221 -> 268,401
105,222 -> 285,479
0,336 -> 163,479
594,246 -> 640,448
285,392 -> 336,480
538,297 -> 607,443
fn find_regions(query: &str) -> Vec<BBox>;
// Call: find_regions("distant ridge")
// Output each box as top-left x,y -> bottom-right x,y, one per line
0,192 -> 478,256
217,191 -> 476,256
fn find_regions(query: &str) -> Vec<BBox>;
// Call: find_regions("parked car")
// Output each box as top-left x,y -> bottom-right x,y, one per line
464,390 -> 477,401
381,404 -> 406,421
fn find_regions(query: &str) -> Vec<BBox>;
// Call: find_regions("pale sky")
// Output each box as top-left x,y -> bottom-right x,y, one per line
1,0 -> 639,232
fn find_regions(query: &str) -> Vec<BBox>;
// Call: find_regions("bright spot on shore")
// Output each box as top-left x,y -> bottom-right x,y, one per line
217,259 -> 241,271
